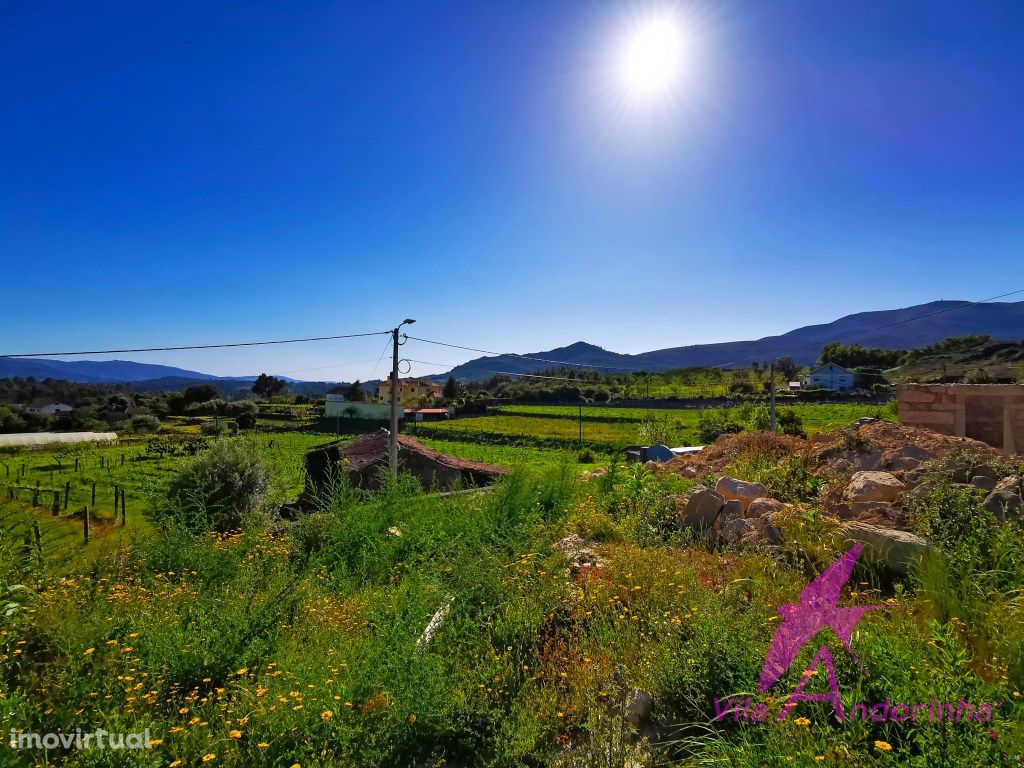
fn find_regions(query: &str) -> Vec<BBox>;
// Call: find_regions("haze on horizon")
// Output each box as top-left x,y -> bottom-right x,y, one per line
2,1 -> 1022,381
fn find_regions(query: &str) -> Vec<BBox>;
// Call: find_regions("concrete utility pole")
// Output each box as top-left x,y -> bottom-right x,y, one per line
389,319 -> 416,477
769,361 -> 777,432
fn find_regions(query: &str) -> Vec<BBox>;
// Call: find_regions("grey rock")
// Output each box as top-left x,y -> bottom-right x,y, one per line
715,477 -> 770,510
971,475 -> 997,491
982,476 -> 1022,523
625,689 -> 655,726
746,497 -> 784,520
843,522 -> 931,574
845,471 -> 906,503
721,517 -> 756,545
681,485 -> 724,530
717,499 -> 744,529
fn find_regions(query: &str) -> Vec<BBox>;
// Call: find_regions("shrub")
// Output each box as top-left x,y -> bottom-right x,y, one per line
200,421 -> 225,436
697,408 -> 743,444
156,438 -> 272,533
130,414 -> 161,433
776,408 -> 806,437
577,448 -> 595,464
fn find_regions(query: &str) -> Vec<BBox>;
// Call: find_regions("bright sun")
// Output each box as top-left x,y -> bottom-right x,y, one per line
617,13 -> 687,100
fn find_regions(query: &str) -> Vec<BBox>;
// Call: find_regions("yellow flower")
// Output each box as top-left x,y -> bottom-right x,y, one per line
290,764 -> 301,768
321,710 -> 333,721
408,714 -> 416,723
257,741 -> 270,748
83,648 -> 95,656
229,730 -> 242,739
169,762 -> 182,768
794,716 -> 810,727
814,758 -> 825,763
148,738 -> 164,746
178,707 -> 190,715
875,740 -> 893,752
236,667 -> 248,676
202,755 -> 216,763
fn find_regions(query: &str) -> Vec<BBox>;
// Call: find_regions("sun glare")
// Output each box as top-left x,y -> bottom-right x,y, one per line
618,15 -> 685,99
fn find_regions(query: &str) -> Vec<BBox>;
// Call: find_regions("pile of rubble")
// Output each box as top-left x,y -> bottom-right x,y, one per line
663,418 -> 1022,574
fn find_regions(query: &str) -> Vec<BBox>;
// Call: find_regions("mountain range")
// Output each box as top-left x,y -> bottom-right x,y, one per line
441,300 -> 1024,380
1,300 -> 1021,387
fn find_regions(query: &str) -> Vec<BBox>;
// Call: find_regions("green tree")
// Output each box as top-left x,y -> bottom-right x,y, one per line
252,373 -> 287,400
343,380 -> 367,402
442,376 -> 461,400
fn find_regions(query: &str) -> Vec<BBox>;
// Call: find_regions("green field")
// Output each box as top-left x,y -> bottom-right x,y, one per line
417,402 -> 897,451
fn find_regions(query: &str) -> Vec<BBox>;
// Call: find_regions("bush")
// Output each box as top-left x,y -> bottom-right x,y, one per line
577,448 -> 595,464
156,438 -> 272,533
201,421 -> 225,436
697,408 -> 742,444
776,408 -> 806,437
130,414 -> 161,433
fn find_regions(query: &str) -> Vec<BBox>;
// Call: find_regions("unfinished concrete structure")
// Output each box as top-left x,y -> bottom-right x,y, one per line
898,384 -> 1024,454
303,428 -> 506,494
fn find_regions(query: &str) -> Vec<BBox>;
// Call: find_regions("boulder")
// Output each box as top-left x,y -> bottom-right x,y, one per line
715,499 -> 744,533
845,471 -> 906,503
888,456 -> 922,472
680,485 -> 724,530
624,689 -> 655,726
982,476 -> 1022,523
842,522 -> 930,574
971,475 -> 997,492
745,497 -> 783,520
715,477 -> 769,511
721,517 -> 756,545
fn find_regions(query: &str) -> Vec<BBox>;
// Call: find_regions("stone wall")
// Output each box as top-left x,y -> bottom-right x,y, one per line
898,384 -> 1024,454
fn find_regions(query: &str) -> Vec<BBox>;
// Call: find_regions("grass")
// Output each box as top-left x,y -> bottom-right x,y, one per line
419,403 -> 897,451
2,415 -> 1020,766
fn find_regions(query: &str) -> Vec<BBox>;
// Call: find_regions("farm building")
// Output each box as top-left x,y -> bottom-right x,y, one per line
377,378 -> 443,406
405,407 -> 453,422
323,395 -> 391,421
807,363 -> 856,391
303,428 -> 505,493
898,383 -> 1024,454
25,400 -> 75,416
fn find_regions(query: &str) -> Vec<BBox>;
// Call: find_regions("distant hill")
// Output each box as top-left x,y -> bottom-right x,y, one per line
443,300 -> 1024,380
0,358 -> 224,384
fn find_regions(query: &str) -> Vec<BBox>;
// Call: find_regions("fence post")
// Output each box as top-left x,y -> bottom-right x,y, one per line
83,507 -> 90,544
32,521 -> 42,564
52,491 -> 60,516
121,453 -> 125,466
100,456 -> 105,469
120,489 -> 126,525
91,482 -> 96,506
114,485 -> 120,515
75,457 -> 80,472
64,481 -> 70,511
32,488 -> 39,507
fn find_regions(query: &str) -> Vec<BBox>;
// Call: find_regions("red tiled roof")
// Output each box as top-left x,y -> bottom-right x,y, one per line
331,428 -> 505,475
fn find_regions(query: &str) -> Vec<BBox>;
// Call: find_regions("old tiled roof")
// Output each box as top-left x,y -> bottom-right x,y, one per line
332,428 -> 506,475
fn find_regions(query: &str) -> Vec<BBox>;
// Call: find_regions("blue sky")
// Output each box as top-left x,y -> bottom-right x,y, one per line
2,1 -> 1022,380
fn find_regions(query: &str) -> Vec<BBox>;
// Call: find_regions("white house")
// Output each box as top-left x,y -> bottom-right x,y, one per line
807,363 -> 856,391
25,399 -> 74,416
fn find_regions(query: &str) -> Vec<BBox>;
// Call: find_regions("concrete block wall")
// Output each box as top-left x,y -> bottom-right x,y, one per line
898,384 -> 1024,454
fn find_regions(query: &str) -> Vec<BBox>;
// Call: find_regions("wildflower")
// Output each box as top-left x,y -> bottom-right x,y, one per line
178,707 -> 190,715
236,667 -> 248,676
258,742 -> 270,748
794,717 -> 811,727
83,648 -> 95,656
321,710 -> 333,721
290,764 -> 301,768
229,730 -> 242,739
202,755 -> 216,763
814,758 -> 824,763
874,741 -> 892,752
148,738 -> 164,746
408,714 -> 416,722
169,762 -> 182,767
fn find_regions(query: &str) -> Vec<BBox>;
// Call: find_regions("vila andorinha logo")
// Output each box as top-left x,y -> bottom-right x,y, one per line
714,544 -> 999,725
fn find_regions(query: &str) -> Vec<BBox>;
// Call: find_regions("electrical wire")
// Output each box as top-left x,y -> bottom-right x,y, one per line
2,330 -> 391,359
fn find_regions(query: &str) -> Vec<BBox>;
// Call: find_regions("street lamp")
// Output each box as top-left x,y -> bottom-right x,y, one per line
390,319 -> 416,477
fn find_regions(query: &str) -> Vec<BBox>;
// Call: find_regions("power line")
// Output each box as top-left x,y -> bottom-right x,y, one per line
729,290 -> 1024,370
2,330 -> 391,359
279,357 -> 381,376
410,288 -> 1024,378
367,337 -> 392,382
403,336 -> 637,372
407,359 -> 593,383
